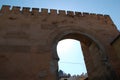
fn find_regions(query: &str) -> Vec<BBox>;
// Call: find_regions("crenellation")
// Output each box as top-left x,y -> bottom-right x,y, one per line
83,12 -> 89,16
97,14 -> 104,16
11,6 -> 21,14
0,5 -> 107,19
41,8 -> 48,15
67,11 -> 74,16
31,8 -> 39,15
50,9 -> 57,15
0,5 -> 10,13
104,15 -> 111,20
58,10 -> 66,15
104,15 -> 110,18
104,15 -> 114,24
22,7 -> 30,14
75,12 -> 82,16
0,5 -> 114,25
97,14 -> 104,19
97,14 -> 106,23
89,13 -> 98,19
90,13 -> 96,15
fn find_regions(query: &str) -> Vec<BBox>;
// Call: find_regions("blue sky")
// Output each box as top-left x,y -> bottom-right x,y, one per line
57,39 -> 87,75
0,0 -> 120,75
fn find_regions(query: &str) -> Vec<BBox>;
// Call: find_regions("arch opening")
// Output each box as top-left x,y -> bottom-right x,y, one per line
52,32 -> 111,80
57,39 -> 87,76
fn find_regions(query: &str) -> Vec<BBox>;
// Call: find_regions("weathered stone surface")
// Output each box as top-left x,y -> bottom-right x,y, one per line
0,5 -> 120,80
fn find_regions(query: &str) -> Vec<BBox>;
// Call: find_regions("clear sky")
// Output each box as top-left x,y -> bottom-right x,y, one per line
57,39 -> 87,75
0,0 -> 120,75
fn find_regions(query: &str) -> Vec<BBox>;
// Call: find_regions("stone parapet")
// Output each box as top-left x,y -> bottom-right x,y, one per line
0,5 -> 114,25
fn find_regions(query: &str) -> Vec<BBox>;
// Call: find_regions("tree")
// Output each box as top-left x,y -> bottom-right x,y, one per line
68,73 -> 71,77
58,70 -> 64,77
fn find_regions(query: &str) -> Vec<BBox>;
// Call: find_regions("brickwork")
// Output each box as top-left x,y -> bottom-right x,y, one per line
0,5 -> 120,80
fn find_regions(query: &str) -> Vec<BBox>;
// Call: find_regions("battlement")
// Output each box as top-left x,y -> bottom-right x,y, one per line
0,5 -> 107,16
0,5 -> 114,24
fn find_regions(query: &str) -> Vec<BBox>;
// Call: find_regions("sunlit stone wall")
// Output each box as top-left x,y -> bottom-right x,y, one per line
0,5 -> 119,80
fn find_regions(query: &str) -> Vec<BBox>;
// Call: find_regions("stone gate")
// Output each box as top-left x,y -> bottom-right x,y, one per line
0,5 -> 120,80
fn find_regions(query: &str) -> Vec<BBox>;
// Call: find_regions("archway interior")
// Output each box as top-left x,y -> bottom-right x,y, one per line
55,33 -> 110,79
57,39 -> 87,76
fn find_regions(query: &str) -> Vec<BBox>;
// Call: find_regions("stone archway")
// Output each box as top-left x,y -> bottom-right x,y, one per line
51,30 -> 116,80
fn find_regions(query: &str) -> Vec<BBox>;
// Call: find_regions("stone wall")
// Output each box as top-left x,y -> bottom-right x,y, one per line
0,5 -> 120,80
111,34 -> 120,59
111,34 -> 120,78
